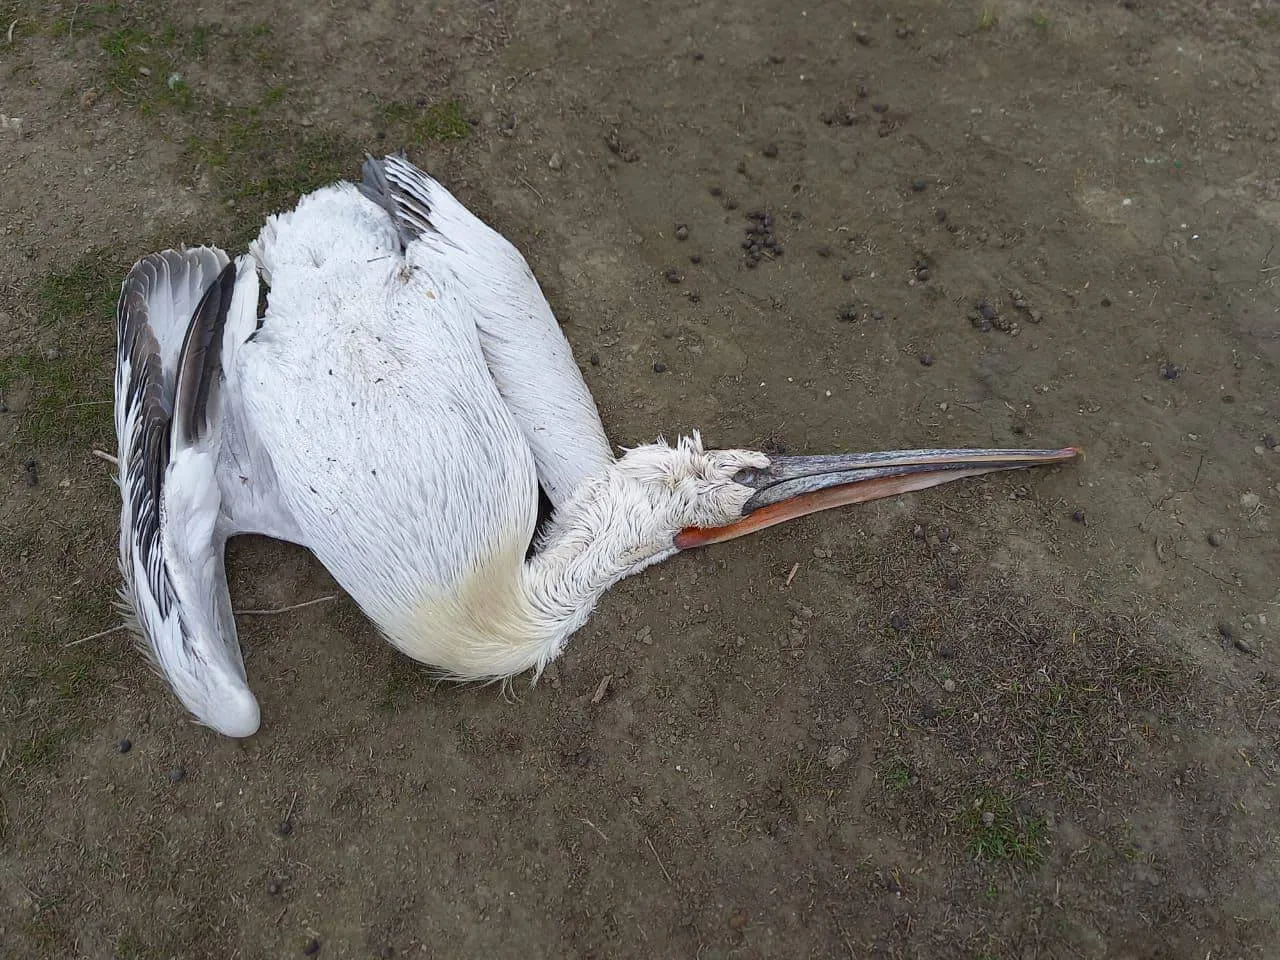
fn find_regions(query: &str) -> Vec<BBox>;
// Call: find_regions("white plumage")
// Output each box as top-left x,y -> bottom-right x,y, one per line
114,154 -> 1080,737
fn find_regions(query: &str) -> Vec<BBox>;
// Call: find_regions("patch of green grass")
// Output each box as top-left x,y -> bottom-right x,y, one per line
881,757 -> 913,791
977,7 -> 999,31
1257,12 -> 1280,30
964,794 -> 1047,866
38,247 -> 122,325
379,99 -> 471,146
1,248 -> 124,448
186,108 -> 358,244
97,20 -> 206,112
1029,12 -> 1050,29
0,350 -> 114,447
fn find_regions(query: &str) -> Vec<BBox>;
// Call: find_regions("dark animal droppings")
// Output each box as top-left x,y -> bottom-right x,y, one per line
268,880 -> 282,895
911,178 -> 927,192
117,738 -> 132,754
167,767 -> 185,783
1071,509 -> 1086,524
817,245 -> 832,257
889,613 -> 908,632
674,224 -> 689,241
709,185 -> 723,197
23,459 -> 37,486
689,254 -> 702,264
762,142 -> 779,158
652,362 -> 667,373
277,820 -> 294,836
920,702 -> 941,721
589,353 -> 600,366
303,939 -> 320,955
919,354 -> 934,367
1160,361 -> 1180,380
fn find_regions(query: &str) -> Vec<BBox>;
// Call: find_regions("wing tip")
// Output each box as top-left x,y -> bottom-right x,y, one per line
357,151 -> 435,247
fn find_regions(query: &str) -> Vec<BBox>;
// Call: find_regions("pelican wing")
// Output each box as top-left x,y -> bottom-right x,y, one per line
115,250 -> 261,737
358,153 -> 614,508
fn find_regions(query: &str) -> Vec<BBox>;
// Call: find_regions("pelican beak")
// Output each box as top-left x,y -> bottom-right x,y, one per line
675,445 -> 1082,550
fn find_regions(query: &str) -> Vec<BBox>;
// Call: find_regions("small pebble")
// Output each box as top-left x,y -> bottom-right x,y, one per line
589,353 -> 600,366
303,939 -> 320,956
674,224 -> 689,241
1071,509 -> 1086,524
911,178 -> 927,192
117,738 -> 132,754
761,142 -> 778,158
1218,621 -> 1235,641
915,267 -> 931,281
1160,361 -> 1180,380
23,459 -> 38,487
981,811 -> 996,827
652,362 -> 667,373
167,767 -> 185,783
547,153 -> 563,171
277,820 -> 294,836
689,254 -> 701,264
825,745 -> 851,770
837,305 -> 859,323
870,309 -> 885,321
267,880 -> 282,895
889,613 -> 908,632
664,267 -> 682,284
1263,433 -> 1277,450
1208,531 -> 1223,548
919,353 -> 934,367
977,299 -> 998,321
943,679 -> 956,693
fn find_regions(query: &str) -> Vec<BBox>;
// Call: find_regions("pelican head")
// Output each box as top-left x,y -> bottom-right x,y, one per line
675,440 -> 1081,549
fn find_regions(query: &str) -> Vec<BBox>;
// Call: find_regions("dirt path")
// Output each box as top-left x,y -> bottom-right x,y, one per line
1,1 -> 1277,957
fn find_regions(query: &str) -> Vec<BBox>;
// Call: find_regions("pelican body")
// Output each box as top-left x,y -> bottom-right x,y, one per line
113,154 -> 1080,737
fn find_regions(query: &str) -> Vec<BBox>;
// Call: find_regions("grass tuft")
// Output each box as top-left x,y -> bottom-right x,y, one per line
379,99 -> 471,146
964,794 -> 1048,866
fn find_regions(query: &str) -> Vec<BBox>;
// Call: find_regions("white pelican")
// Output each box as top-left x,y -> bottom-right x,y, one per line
113,153 -> 1080,737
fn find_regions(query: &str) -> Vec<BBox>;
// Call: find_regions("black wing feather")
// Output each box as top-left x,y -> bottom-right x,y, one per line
173,260 -> 236,447
358,151 -> 437,247
116,272 -> 176,618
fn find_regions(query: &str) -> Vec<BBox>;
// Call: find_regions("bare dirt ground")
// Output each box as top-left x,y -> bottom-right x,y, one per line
1,1 -> 1278,957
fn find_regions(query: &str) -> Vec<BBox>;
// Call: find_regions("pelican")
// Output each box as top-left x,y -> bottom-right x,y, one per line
113,153 -> 1080,737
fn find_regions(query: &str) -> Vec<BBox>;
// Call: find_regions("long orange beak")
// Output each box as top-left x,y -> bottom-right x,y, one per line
675,446 -> 1082,550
